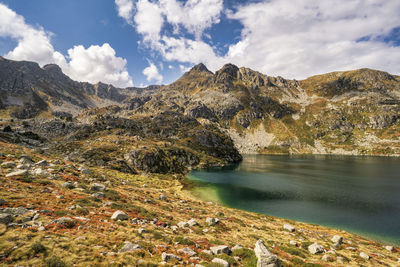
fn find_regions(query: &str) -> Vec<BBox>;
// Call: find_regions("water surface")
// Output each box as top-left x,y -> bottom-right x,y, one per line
189,154 -> 400,244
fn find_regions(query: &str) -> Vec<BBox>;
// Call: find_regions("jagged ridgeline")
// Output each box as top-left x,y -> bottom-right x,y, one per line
1,56 -> 400,171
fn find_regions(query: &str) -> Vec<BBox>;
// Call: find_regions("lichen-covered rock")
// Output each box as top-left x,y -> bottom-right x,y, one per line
178,247 -> 197,257
308,243 -> 324,254
119,242 -> 142,253
212,258 -> 229,267
206,217 -> 219,226
161,252 -> 181,262
90,183 -> 106,191
111,210 -> 129,221
254,240 -> 281,267
283,224 -> 295,232
210,245 -> 231,255
0,213 -> 13,224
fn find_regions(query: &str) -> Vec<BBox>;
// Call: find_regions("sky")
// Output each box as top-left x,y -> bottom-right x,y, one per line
0,0 -> 399,88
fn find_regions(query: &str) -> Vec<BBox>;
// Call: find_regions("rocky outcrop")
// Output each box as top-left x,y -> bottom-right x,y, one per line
254,240 -> 281,267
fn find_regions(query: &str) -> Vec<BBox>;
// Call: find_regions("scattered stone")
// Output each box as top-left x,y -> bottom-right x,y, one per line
62,181 -> 75,189
54,217 -> 73,225
35,160 -> 49,167
254,240 -> 281,267
232,244 -> 243,251
360,252 -> 370,260
210,245 -> 231,255
138,228 -> 147,234
308,243 -> 324,254
1,161 -> 16,168
212,258 -> 229,267
92,192 -> 105,198
202,250 -> 213,255
119,242 -> 142,253
171,225 -> 178,232
111,210 -> 129,221
346,247 -> 357,251
206,217 -> 219,226
289,240 -> 297,246
0,213 -> 13,224
283,224 -> 295,232
159,194 -> 167,200
6,169 -> 28,177
187,218 -> 199,227
19,155 -> 33,164
385,245 -> 394,252
80,168 -> 92,174
161,252 -> 182,262
37,226 -> 45,231
337,256 -> 344,264
16,164 -> 31,170
144,199 -> 153,204
90,183 -> 106,191
177,221 -> 189,228
331,235 -> 343,245
322,255 -> 334,262
178,247 -> 197,257
31,168 -> 49,177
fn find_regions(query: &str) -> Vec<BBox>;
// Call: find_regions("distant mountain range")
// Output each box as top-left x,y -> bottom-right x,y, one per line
1,56 -> 400,156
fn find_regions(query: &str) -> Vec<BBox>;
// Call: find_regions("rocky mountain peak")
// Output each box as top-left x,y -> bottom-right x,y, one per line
190,63 -> 212,74
42,63 -> 63,74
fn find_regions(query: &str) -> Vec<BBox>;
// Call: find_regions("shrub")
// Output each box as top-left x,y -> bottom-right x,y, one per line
174,236 -> 195,246
45,256 -> 66,267
31,242 -> 46,255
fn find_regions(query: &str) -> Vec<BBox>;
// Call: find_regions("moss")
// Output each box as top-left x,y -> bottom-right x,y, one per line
45,256 -> 67,267
174,236 -> 195,246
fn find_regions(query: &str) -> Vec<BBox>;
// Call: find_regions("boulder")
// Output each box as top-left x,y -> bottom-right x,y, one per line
161,252 -> 182,262
119,242 -> 142,253
178,247 -> 197,257
308,243 -> 324,254
0,213 -> 13,224
92,192 -> 105,198
35,160 -> 49,167
54,217 -> 73,225
6,169 -> 28,177
322,255 -> 334,262
1,161 -> 16,168
62,181 -> 75,189
212,258 -> 229,267
138,228 -> 147,234
254,240 -> 281,267
385,246 -> 394,252
31,168 -> 49,177
331,235 -> 343,244
232,244 -> 243,251
111,210 -> 129,221
90,183 -> 106,191
177,221 -> 189,228
210,245 -> 231,255
206,217 -> 220,226
283,224 -> 295,232
159,194 -> 167,200
360,252 -> 370,260
187,218 -> 199,227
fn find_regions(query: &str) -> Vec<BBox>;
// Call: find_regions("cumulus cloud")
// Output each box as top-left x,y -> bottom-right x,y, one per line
115,0 -> 134,23
0,3 -> 133,87
134,0 -> 164,44
142,61 -> 163,84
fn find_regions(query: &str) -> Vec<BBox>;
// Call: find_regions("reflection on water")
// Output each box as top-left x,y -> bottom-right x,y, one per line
189,154 -> 400,244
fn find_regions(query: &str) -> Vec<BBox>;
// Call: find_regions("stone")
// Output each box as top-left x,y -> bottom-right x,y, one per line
308,243 -> 324,254
1,161 -> 16,168
31,168 -> 49,177
62,181 -> 75,189
159,194 -> 167,200
289,240 -> 297,246
178,247 -> 197,257
187,218 -> 199,227
232,244 -> 243,251
206,217 -> 219,226
171,225 -> 178,232
37,226 -> 45,231
331,235 -> 343,244
283,224 -> 295,232
161,252 -> 181,262
6,169 -> 28,177
212,258 -> 229,267
111,210 -> 129,221
322,255 -> 334,262
177,221 -> 189,228
210,245 -> 231,255
138,228 -> 147,234
254,240 -> 281,267
80,168 -> 92,174
119,242 -> 142,253
360,252 -> 370,260
202,250 -> 213,255
35,160 -> 49,167
90,183 -> 106,191
384,245 -> 394,252
54,217 -> 73,225
0,213 -> 13,224
19,155 -> 33,164
92,192 -> 105,198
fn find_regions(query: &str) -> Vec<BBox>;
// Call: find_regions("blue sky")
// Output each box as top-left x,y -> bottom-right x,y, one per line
0,0 -> 399,87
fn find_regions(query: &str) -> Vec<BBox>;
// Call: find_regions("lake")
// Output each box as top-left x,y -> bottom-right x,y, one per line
188,154 -> 400,245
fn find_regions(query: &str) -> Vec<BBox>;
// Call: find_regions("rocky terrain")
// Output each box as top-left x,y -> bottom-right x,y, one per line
0,57 -> 400,266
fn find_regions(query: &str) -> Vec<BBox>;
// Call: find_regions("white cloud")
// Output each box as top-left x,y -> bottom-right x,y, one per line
142,61 -> 163,84
134,0 -> 164,44
0,3 -> 133,87
115,0 -> 134,23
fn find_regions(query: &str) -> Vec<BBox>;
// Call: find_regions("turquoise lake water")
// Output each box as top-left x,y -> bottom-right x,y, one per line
189,154 -> 400,245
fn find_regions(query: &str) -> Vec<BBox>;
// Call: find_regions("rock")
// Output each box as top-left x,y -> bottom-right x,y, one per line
385,245 -> 394,252
62,181 -> 75,189
92,192 -> 105,198
161,252 -> 182,262
360,252 -> 370,260
6,169 -> 28,177
289,241 -> 297,246
159,194 -> 167,200
171,225 -> 178,232
232,244 -> 243,251
35,160 -> 49,167
187,218 -> 199,227
31,168 -> 49,177
119,242 -> 142,253
254,240 -> 281,267
2,207 -> 29,215
1,161 -> 16,168
0,199 -> 5,205
80,168 -> 92,174
111,210 -> 129,221
202,249 -> 213,255
19,155 -> 33,164
322,255 -> 334,262
178,247 -> 197,257
0,213 -> 13,224
283,224 -> 295,232
37,226 -> 45,231
210,245 -> 231,255
212,258 -> 229,267
16,163 -> 32,170
206,217 -> 219,226
138,228 -> 147,234
54,217 -> 73,225
177,221 -> 189,228
90,183 -> 106,191
308,243 -> 324,254
331,235 -> 343,244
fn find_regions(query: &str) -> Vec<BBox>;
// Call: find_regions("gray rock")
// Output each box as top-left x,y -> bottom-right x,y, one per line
31,168 -> 49,177
212,258 -> 229,267
283,224 -> 295,232
1,161 -> 16,168
35,160 -> 49,167
6,169 -> 28,177
360,252 -> 370,260
308,243 -> 324,254
331,235 -> 343,244
119,241 -> 142,253
159,194 -> 167,200
206,217 -> 219,226
177,221 -> 189,228
138,228 -> 147,234
385,245 -> 394,252
0,213 -> 13,224
80,168 -> 92,174
187,218 -> 199,227
289,240 -> 297,246
92,192 -> 105,198
254,240 -> 281,267
54,217 -> 73,225
322,254 -> 334,262
202,249 -> 213,255
111,210 -> 129,221
232,244 -> 243,251
178,247 -> 197,257
90,183 -> 106,191
210,245 -> 231,255
2,207 -> 29,215
62,181 -> 75,189
19,155 -> 33,164
161,252 -> 181,262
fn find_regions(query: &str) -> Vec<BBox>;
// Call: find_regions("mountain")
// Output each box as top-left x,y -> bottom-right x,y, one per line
1,57 -> 400,156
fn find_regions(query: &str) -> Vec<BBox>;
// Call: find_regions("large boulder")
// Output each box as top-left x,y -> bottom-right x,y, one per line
254,240 -> 281,267
210,245 -> 231,255
119,242 -> 142,253
111,210 -> 129,221
308,243 -> 324,254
